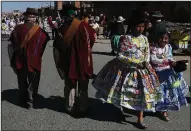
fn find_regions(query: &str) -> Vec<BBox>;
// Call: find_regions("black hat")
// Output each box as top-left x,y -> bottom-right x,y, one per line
60,3 -> 78,16
23,8 -> 38,16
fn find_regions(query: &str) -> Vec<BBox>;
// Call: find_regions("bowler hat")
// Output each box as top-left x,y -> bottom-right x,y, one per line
23,8 -> 38,16
151,11 -> 164,18
60,3 -> 78,16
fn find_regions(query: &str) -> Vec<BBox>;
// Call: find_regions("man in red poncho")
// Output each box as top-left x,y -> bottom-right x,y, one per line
9,8 -> 50,109
53,4 -> 96,117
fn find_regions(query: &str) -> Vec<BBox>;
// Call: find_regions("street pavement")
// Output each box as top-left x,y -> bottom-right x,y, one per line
1,37 -> 191,130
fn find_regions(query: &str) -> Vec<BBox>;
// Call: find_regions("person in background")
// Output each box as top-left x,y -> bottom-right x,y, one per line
110,16 -> 125,55
90,18 -> 99,38
9,18 -> 16,32
15,14 -> 20,25
142,10 -> 151,38
2,19 -> 9,39
6,17 -> 10,26
89,17 -> 94,27
148,11 -> 167,44
94,16 -> 100,39
48,16 -> 57,40
108,16 -> 116,38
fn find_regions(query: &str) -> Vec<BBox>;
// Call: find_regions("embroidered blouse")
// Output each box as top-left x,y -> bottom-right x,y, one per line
117,34 -> 150,65
150,44 -> 174,71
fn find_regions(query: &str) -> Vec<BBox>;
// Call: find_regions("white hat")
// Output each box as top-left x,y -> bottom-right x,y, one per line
117,16 -> 125,23
95,16 -> 99,22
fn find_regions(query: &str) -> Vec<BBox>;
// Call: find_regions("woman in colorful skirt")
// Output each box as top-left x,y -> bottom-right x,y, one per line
150,31 -> 189,121
92,11 -> 162,129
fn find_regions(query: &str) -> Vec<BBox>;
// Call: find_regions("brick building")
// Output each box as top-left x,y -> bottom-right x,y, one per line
54,1 -> 191,22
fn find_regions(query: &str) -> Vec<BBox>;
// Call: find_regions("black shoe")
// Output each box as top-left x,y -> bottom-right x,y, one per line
111,50 -> 116,56
26,102 -> 34,110
136,122 -> 148,129
64,106 -> 76,115
27,105 -> 33,110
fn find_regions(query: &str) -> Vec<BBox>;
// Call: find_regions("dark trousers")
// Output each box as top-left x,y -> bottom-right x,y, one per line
64,78 -> 89,113
52,29 -> 56,40
17,68 -> 41,106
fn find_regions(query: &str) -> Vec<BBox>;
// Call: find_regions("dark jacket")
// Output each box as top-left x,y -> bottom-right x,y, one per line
148,21 -> 167,43
113,22 -> 125,35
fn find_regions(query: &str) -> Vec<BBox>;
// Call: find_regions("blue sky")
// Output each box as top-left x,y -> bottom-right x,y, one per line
2,1 -> 55,12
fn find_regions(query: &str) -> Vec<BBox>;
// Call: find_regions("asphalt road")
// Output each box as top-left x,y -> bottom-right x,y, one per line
1,37 -> 190,130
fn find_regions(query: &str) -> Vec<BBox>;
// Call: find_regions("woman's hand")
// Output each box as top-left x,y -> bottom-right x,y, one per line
143,61 -> 149,68
137,62 -> 145,69
169,60 -> 176,67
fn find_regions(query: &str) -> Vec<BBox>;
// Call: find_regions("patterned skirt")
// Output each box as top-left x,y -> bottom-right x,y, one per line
155,69 -> 189,111
92,58 -> 162,112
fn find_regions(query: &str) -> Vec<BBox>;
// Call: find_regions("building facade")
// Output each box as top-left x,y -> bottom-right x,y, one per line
54,1 -> 191,22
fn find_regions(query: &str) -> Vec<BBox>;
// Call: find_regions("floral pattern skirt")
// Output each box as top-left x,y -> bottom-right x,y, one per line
155,69 -> 189,111
92,58 -> 162,112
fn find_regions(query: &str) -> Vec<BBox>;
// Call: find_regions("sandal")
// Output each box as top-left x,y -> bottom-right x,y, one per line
160,112 -> 171,122
136,122 -> 148,129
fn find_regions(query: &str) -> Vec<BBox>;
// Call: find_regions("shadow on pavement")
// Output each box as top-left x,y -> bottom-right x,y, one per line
1,89 -> 65,112
2,89 -> 190,129
92,51 -> 115,56
1,89 -> 130,124
87,98 -> 131,124
2,89 -> 20,107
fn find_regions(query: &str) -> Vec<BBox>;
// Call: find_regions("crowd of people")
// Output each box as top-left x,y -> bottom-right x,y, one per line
2,15 -> 24,38
2,14 -> 60,40
7,3 -> 189,130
